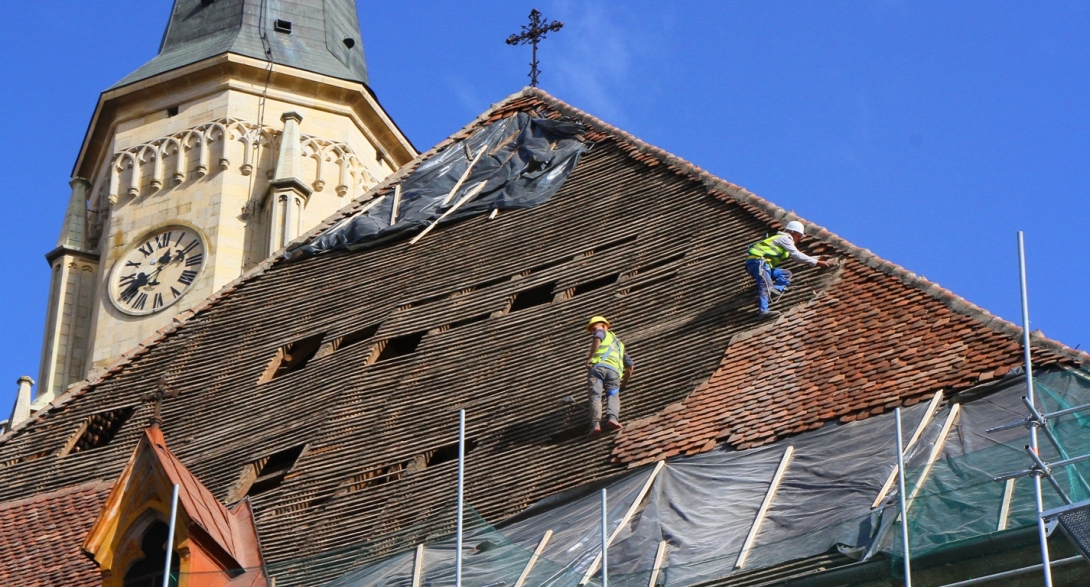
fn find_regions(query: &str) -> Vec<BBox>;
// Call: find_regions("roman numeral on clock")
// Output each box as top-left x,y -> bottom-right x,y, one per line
155,232 -> 172,248
132,293 -> 148,310
180,239 -> 200,255
125,261 -> 141,268
170,287 -> 182,298
137,242 -> 154,257
178,270 -> 198,285
153,293 -> 164,309
185,253 -> 203,267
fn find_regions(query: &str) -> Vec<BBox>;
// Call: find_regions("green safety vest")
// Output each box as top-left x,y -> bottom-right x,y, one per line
590,331 -> 626,374
747,234 -> 790,268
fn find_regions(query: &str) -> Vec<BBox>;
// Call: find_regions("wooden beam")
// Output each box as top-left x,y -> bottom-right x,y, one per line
735,446 -> 795,569
513,530 -> 553,587
409,181 -> 487,245
998,478 -> 1016,531
441,147 -> 485,206
872,391 -> 945,509
391,184 -> 402,225
647,540 -> 668,587
579,461 -> 666,585
411,544 -> 424,587
905,404 -> 961,513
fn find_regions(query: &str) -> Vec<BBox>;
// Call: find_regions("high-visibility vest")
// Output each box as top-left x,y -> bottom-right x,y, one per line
590,331 -> 626,374
747,234 -> 790,268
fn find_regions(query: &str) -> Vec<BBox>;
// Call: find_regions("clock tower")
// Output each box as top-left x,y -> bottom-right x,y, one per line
34,0 -> 416,404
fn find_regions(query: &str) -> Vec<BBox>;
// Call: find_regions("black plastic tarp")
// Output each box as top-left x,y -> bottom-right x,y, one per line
319,368 -> 1090,587
291,112 -> 589,258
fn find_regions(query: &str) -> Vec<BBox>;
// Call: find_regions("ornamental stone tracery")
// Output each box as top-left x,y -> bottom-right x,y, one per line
102,118 -> 377,205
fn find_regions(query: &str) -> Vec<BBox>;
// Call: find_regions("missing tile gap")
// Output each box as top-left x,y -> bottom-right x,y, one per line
258,333 -> 325,382
61,406 -> 136,456
373,331 -> 426,362
572,274 -> 620,297
508,281 -> 557,313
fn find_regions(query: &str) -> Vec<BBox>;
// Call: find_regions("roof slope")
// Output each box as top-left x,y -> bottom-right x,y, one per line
0,89 -> 1085,585
0,481 -> 109,586
113,0 -> 369,89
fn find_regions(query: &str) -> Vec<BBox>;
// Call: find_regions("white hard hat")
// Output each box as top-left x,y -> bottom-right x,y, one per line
785,221 -> 805,234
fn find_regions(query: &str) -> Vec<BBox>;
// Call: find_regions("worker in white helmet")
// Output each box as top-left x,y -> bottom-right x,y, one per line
745,221 -> 830,318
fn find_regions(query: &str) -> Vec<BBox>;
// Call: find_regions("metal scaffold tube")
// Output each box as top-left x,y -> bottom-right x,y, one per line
601,488 -> 609,587
162,483 -> 179,587
456,409 -> 466,587
1018,231 -> 1053,587
895,408 -> 912,587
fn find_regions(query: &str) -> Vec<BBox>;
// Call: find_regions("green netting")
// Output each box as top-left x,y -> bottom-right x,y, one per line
888,368 -> 1090,577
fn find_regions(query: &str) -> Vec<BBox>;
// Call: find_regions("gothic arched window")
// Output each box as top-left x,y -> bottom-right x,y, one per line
123,520 -> 179,587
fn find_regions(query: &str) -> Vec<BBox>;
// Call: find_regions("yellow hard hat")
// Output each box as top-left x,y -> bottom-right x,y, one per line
586,315 -> 610,331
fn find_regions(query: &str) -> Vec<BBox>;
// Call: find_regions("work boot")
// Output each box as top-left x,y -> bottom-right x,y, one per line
759,310 -> 781,319
587,424 -> 602,438
605,418 -> 623,432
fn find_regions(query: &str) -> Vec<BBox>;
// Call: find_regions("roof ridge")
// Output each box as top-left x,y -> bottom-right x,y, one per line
5,85 -> 1081,445
519,87 -> 1089,367
0,479 -> 110,510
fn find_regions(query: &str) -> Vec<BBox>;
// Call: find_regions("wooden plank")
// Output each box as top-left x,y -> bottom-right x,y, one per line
513,530 -> 553,587
872,391 -> 945,508
391,184 -> 402,225
441,147 -> 485,206
579,461 -> 666,585
735,446 -> 795,569
905,404 -> 961,512
998,478 -> 1016,531
409,182 -> 487,245
411,543 -> 424,587
647,540 -> 668,587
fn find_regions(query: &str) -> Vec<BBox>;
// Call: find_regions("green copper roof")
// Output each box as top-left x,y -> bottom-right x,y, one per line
112,0 -> 369,89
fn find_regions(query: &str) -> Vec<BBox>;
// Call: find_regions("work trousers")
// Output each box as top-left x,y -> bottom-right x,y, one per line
745,259 -> 792,313
588,364 -> 621,425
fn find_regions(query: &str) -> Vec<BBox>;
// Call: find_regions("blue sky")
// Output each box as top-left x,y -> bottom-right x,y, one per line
1,1 -> 1087,412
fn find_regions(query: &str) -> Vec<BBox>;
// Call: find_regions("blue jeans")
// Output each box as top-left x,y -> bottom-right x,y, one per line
745,259 -> 792,313
588,365 -> 621,425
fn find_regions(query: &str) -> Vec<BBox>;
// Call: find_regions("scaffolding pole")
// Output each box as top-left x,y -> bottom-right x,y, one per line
1018,231 -> 1053,587
601,489 -> 609,587
895,408 -> 912,587
162,484 -> 179,587
456,409 -> 466,587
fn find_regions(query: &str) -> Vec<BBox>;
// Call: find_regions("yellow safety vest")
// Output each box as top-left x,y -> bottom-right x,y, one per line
747,234 -> 790,268
590,331 -> 626,374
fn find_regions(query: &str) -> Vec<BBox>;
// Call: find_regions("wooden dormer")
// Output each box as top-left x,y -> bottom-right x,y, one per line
83,424 -> 268,587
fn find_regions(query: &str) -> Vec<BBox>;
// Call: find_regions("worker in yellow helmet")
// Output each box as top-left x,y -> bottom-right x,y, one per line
745,220 -> 830,319
584,316 -> 634,437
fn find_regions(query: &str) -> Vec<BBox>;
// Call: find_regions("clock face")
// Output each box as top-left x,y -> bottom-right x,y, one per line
108,226 -> 207,316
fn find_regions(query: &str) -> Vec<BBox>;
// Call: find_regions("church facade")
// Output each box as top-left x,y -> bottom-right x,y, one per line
33,0 -> 415,404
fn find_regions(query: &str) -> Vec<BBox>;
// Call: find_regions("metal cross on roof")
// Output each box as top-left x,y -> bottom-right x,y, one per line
506,9 -> 564,88
141,376 -> 180,429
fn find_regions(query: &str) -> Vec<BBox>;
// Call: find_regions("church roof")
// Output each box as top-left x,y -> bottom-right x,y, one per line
112,0 -> 369,89
0,88 -> 1086,585
0,481 -> 110,586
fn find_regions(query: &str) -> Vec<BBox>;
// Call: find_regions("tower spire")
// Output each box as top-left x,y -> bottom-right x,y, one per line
114,0 -> 370,89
